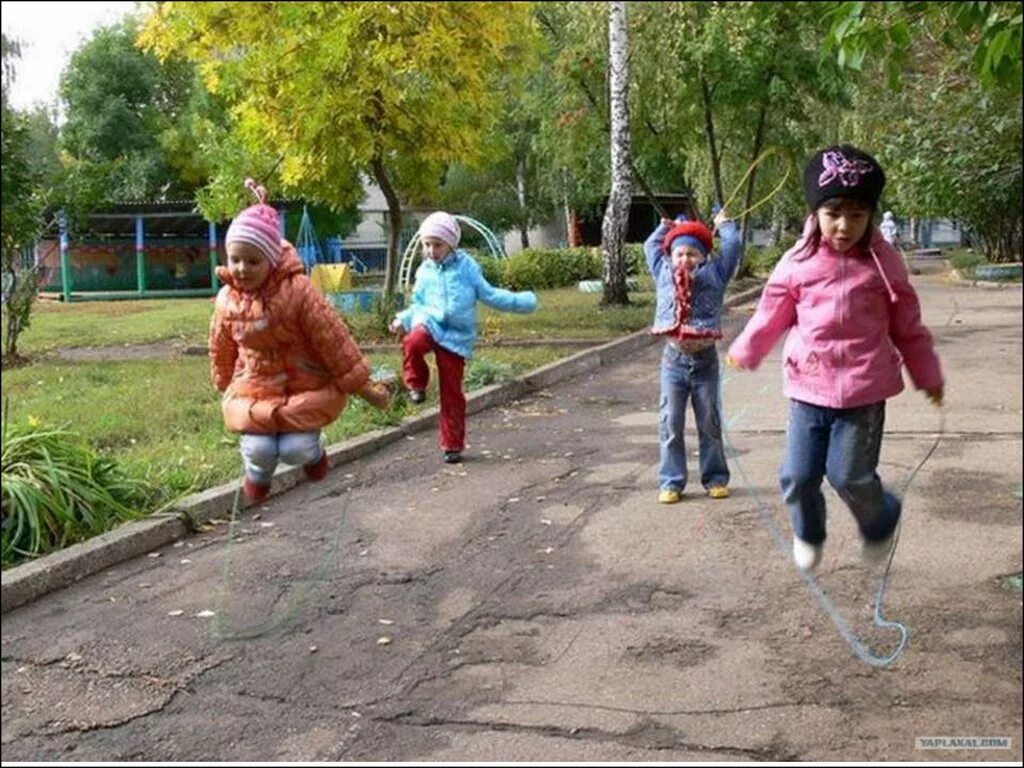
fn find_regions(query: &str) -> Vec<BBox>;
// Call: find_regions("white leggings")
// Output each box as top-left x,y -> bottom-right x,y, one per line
239,431 -> 322,485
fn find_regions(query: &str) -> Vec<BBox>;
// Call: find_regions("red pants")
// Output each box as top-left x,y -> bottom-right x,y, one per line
402,325 -> 466,452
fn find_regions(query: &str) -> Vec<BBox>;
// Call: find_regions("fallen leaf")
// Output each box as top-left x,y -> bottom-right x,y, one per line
309,645 -> 318,654
377,636 -> 392,646
378,619 -> 394,626
147,552 -> 162,559
195,610 -> 216,618
167,610 -> 184,617
179,559 -> 192,565
260,522 -> 275,528
540,519 -> 553,526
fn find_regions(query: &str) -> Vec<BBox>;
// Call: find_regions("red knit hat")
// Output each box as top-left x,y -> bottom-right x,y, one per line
662,220 -> 713,256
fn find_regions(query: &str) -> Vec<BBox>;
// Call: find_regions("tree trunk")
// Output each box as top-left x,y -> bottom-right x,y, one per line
600,0 -> 632,307
565,202 -> 583,247
699,74 -> 724,208
740,76 -> 772,238
516,155 -> 530,250
371,157 -> 402,301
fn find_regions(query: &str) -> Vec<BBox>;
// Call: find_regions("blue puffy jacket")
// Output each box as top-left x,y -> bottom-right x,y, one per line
644,219 -> 742,334
396,250 -> 538,359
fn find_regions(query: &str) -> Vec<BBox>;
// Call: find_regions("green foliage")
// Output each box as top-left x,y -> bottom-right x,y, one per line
845,32 -> 1022,262
1,417 -> 150,567
57,19 -> 212,209
464,359 -> 516,389
475,254 -> 507,288
948,250 -> 987,274
500,247 -> 603,290
2,34 -> 45,364
824,1 -> 1023,91
744,244 -> 788,277
140,1 -> 540,295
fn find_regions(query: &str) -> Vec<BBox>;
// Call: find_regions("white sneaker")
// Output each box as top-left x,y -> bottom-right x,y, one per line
862,532 -> 896,567
793,537 -> 823,572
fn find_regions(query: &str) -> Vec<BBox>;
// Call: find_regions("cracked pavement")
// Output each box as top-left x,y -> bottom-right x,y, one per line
2,275 -> 1021,761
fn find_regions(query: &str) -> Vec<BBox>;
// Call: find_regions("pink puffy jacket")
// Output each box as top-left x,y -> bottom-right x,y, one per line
728,221 -> 943,409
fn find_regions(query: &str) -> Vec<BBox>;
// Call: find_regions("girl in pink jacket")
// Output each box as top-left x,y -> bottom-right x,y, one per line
727,145 -> 944,572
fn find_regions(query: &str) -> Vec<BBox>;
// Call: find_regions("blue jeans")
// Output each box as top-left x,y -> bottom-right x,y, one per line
658,344 -> 729,492
239,431 -> 322,485
780,400 -> 900,545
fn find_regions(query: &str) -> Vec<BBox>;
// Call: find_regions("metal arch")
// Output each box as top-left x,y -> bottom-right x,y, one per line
398,214 -> 507,292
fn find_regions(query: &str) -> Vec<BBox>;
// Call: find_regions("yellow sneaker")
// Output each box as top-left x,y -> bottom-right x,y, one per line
707,486 -> 730,499
658,489 -> 681,504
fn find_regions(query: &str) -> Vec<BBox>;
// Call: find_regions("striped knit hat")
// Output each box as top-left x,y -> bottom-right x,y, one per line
225,179 -> 282,266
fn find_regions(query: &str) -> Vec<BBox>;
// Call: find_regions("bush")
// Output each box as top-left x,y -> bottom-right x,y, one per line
464,358 -> 516,389
475,254 -> 506,287
501,247 -> 603,290
948,250 -> 986,274
624,243 -> 646,276
2,419 -> 151,568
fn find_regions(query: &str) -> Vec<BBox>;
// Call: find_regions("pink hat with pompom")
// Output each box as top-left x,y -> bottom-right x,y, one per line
225,179 -> 282,266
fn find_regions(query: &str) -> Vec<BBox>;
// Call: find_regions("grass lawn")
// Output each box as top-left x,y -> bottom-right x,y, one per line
1,347 -> 565,501
12,288 -> 656,355
2,287 -> 658,509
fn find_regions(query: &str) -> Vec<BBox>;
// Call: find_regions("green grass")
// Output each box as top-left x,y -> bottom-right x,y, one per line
0,347 -> 566,503
9,288 -> 656,355
10,298 -> 217,354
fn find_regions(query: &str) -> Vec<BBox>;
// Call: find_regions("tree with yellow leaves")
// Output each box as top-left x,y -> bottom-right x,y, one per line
140,2 -> 538,298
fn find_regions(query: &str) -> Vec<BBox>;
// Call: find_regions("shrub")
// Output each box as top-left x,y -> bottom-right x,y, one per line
2,419 -> 151,568
502,247 -> 603,290
948,250 -> 986,275
475,253 -> 506,287
464,358 -> 516,389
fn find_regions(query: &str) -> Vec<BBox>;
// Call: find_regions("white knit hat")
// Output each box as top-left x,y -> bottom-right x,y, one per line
418,211 -> 461,249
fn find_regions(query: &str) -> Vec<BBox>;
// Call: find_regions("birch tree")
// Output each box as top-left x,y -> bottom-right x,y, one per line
600,1 -> 631,306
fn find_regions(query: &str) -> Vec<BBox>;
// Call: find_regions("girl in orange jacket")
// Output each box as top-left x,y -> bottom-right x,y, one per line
209,180 -> 390,503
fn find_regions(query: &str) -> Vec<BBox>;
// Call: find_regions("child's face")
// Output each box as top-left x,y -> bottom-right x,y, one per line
422,236 -> 452,263
816,200 -> 871,253
227,242 -> 271,291
671,244 -> 706,273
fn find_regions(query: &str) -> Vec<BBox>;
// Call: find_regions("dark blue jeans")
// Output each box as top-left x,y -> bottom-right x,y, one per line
780,399 -> 900,545
658,344 -> 729,492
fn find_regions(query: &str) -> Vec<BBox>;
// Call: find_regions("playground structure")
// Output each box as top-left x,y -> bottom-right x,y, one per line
34,202 -> 293,303
399,214 -> 507,292
32,203 -> 509,312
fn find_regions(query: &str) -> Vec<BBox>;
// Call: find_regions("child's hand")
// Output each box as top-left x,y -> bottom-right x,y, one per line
358,381 -> 391,410
388,318 -> 403,335
660,217 -> 674,228
724,354 -> 744,370
713,208 -> 731,229
925,387 -> 944,407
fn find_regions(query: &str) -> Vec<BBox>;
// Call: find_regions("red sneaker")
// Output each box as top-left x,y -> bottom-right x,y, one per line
303,451 -> 330,481
242,477 -> 271,504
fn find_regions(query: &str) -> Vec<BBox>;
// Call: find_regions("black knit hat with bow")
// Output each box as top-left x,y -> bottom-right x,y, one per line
803,145 -> 886,212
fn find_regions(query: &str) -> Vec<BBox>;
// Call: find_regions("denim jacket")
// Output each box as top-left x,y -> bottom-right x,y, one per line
644,219 -> 742,334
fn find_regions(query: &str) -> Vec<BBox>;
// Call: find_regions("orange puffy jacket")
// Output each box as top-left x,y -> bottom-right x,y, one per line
209,242 -> 372,434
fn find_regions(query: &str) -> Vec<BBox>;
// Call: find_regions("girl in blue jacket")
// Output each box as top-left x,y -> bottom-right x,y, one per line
390,212 -> 538,463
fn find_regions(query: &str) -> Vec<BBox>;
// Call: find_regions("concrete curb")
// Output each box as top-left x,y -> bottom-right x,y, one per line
949,269 -> 1024,290
1,283 -> 765,614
